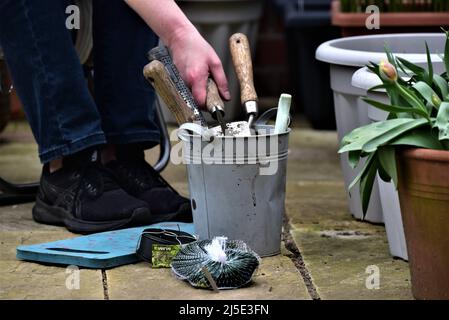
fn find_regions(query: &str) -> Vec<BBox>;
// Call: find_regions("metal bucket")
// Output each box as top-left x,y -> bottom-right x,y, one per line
177,123 -> 290,257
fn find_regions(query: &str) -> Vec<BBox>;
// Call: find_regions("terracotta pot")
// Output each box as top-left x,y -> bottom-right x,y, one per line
397,148 -> 449,300
331,1 -> 449,37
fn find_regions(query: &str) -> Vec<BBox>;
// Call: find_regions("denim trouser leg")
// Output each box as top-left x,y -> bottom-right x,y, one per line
92,0 -> 160,147
0,0 -> 106,163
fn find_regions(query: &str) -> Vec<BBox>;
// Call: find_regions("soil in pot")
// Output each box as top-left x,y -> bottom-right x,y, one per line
397,148 -> 449,300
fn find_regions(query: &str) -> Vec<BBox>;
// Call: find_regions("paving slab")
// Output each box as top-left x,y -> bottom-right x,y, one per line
106,254 -> 310,300
0,203 -> 62,232
0,231 -> 104,299
286,181 -> 413,300
286,129 -> 343,183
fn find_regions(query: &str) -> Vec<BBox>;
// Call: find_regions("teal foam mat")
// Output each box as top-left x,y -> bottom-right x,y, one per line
16,222 -> 195,269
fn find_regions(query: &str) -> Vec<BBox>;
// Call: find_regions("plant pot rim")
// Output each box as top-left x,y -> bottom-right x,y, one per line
400,147 -> 449,162
315,32 -> 444,67
331,1 -> 449,27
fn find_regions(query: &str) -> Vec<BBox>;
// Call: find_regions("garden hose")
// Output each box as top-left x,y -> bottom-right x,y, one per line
73,0 -> 93,65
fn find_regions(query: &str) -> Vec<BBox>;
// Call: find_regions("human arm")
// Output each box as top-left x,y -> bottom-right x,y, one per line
124,0 -> 230,107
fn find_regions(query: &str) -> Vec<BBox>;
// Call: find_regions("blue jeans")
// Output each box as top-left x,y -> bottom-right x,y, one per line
0,0 -> 160,163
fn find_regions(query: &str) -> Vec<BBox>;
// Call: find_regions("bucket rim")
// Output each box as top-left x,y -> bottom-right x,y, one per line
179,127 -> 292,140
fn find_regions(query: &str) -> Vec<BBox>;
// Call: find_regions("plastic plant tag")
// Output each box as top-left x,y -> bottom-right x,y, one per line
151,244 -> 181,268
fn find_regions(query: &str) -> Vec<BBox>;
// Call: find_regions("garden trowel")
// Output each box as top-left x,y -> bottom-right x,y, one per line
230,33 -> 259,132
206,78 -> 227,134
147,45 -> 207,126
143,60 -> 198,125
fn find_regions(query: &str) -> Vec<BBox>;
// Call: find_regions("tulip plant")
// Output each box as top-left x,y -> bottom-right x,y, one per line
339,30 -> 449,216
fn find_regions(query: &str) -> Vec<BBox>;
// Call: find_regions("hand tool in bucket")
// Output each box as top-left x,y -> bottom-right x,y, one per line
230,33 -> 258,135
183,32 -> 259,138
146,45 -> 228,134
144,60 -> 197,125
147,45 -> 207,126
206,78 -> 227,134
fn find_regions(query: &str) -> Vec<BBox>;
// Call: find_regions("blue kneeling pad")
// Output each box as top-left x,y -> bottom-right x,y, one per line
16,222 -> 195,269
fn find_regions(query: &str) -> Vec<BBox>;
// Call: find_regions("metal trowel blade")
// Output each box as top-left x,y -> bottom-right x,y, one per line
211,121 -> 252,137
216,111 -> 227,136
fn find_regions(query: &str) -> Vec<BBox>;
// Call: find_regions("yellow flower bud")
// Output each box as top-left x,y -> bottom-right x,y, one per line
379,60 -> 398,82
432,93 -> 442,108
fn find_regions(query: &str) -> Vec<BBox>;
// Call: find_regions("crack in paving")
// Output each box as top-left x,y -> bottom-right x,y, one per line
282,214 -> 321,300
101,270 -> 109,300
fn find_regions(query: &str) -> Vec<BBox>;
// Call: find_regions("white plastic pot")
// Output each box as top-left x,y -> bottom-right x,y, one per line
352,67 -> 408,260
315,33 -> 446,223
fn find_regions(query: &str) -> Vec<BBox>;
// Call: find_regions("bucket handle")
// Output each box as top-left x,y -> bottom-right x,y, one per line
177,122 -> 214,142
255,107 -> 291,127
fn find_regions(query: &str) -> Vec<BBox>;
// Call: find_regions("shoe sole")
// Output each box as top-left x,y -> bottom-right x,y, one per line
149,202 -> 193,224
32,197 -> 152,234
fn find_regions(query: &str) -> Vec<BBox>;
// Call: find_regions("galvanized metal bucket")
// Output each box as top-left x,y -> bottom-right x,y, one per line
177,121 -> 290,257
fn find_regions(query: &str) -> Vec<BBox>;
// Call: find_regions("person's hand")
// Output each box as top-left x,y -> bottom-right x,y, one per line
168,28 -> 231,108
124,0 -> 229,107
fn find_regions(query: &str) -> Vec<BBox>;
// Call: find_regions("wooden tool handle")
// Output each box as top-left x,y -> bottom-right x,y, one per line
206,78 -> 225,114
143,60 -> 196,125
229,33 -> 258,104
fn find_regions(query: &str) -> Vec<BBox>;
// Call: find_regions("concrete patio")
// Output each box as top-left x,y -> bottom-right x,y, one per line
0,120 -> 413,300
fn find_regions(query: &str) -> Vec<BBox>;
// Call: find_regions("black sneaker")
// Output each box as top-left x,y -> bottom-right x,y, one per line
32,149 -> 152,234
106,146 -> 192,223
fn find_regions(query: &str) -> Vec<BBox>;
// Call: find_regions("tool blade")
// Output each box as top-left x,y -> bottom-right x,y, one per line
216,111 -> 227,135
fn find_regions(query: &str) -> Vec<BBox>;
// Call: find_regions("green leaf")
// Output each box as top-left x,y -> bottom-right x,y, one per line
339,118 -> 415,153
363,97 -> 430,119
348,150 -> 361,169
425,42 -> 434,85
444,29 -> 449,76
367,84 -> 390,93
360,156 -> 379,217
397,57 -> 426,76
412,81 -> 440,109
348,153 -> 375,192
395,82 -> 428,114
362,118 -> 429,153
390,126 -> 445,150
397,60 -> 411,77
433,74 -> 448,99
377,164 -> 392,183
434,101 -> 449,140
378,146 -> 397,187
385,44 -> 398,69
387,86 -> 402,106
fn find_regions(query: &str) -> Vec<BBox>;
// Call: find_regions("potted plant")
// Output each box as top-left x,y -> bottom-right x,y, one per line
339,31 -> 449,299
352,66 -> 408,260
333,0 -> 449,37
316,33 -> 446,223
